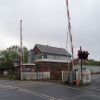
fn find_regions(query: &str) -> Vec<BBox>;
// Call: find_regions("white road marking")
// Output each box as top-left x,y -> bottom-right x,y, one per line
1,81 -> 100,99
0,84 -> 17,89
18,88 -> 57,100
0,84 -> 61,100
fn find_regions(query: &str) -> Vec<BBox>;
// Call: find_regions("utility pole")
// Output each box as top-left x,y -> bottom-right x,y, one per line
20,20 -> 23,80
66,0 -> 74,70
80,46 -> 83,85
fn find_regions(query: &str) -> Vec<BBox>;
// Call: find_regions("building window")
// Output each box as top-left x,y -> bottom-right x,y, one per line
43,54 -> 47,59
36,54 -> 42,59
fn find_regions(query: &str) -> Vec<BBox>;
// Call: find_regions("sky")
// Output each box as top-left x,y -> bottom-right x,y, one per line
0,0 -> 100,61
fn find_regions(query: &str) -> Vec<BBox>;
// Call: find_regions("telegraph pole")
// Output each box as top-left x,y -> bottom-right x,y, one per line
20,20 -> 23,80
66,0 -> 74,70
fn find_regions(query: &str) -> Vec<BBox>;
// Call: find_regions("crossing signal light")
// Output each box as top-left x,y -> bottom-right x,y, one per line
78,50 -> 89,60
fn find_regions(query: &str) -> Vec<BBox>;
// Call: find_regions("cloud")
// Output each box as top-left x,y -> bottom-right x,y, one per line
0,0 -> 100,60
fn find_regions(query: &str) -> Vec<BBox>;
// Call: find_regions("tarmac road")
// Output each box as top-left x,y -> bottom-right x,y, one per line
0,75 -> 100,100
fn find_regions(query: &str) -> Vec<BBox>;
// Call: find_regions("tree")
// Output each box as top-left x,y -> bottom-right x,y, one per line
0,45 -> 29,70
23,47 -> 29,63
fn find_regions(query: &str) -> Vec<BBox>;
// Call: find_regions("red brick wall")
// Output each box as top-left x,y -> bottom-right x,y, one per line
35,61 -> 72,80
33,46 -> 72,80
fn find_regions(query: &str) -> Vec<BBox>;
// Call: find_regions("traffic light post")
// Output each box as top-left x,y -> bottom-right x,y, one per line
78,46 -> 89,85
80,47 -> 83,85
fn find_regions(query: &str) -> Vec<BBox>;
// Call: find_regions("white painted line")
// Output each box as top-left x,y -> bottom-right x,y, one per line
0,84 -> 18,89
0,84 -> 59,100
18,88 -> 57,100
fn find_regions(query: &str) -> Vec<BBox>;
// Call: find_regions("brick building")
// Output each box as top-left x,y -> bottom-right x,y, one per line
27,44 -> 72,80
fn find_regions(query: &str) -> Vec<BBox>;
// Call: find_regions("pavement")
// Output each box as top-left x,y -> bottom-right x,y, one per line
78,74 -> 100,93
0,75 -> 100,100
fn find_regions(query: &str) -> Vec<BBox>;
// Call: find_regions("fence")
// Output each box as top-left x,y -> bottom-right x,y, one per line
75,65 -> 100,74
62,71 -> 69,82
21,72 -> 50,80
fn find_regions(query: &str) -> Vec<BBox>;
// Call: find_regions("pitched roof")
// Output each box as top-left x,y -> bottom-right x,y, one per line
35,44 -> 71,57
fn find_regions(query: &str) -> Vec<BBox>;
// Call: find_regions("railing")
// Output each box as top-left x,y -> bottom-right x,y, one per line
21,72 -> 50,80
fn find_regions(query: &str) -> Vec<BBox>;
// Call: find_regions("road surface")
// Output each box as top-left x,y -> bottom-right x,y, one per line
0,75 -> 100,100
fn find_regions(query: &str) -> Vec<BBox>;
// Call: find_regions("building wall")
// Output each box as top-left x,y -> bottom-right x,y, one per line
28,50 -> 35,63
27,45 -> 72,80
35,61 -> 72,80
29,45 -> 71,63
35,54 -> 71,63
22,64 -> 35,72
33,46 -> 41,54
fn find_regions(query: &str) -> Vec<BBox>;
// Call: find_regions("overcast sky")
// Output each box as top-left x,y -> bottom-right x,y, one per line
0,0 -> 100,61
